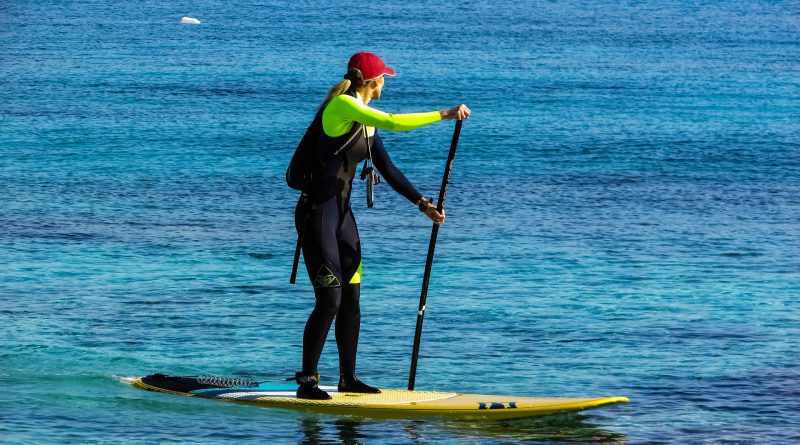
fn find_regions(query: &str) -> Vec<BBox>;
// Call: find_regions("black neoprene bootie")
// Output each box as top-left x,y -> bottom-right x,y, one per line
338,376 -> 381,394
295,372 -> 331,400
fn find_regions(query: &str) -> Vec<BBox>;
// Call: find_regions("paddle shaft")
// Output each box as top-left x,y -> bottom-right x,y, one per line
408,120 -> 462,391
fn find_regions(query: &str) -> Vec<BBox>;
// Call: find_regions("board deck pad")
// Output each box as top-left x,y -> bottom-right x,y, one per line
126,374 -> 628,419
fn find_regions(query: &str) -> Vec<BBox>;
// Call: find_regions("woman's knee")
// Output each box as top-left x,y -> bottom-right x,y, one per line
338,284 -> 361,315
313,287 -> 343,318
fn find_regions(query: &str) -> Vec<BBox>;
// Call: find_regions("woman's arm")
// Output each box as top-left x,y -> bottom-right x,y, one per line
371,133 -> 446,224
370,132 -> 423,204
323,95 -> 441,137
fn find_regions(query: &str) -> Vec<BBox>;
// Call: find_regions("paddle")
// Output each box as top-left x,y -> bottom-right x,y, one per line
408,119 -> 463,391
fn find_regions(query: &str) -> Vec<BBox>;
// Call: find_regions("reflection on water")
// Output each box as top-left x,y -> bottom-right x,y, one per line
435,414 -> 629,443
297,413 -> 628,444
298,417 -> 367,445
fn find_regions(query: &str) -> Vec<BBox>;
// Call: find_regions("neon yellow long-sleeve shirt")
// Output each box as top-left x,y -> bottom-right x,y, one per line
321,93 -> 441,137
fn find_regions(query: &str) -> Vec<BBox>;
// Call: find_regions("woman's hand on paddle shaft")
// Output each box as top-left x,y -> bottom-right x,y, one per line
440,104 -> 471,121
423,203 -> 445,225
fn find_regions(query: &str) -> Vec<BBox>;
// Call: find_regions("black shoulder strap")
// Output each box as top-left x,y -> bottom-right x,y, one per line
333,122 -> 364,156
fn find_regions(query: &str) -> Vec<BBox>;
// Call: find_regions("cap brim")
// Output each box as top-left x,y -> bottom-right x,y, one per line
383,67 -> 396,77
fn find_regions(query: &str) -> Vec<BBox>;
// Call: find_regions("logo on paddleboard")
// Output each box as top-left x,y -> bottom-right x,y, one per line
314,265 -> 341,288
478,402 -> 517,409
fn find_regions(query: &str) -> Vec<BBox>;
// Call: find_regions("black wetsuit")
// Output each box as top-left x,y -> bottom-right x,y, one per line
295,123 -> 423,381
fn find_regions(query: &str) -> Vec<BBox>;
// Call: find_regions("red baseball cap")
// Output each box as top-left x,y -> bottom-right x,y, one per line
347,52 -> 396,81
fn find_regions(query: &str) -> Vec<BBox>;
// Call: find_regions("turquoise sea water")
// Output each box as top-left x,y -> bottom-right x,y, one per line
2,0 -> 799,443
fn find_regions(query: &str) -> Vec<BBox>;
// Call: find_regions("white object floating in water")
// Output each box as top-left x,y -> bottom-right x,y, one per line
181,17 -> 201,25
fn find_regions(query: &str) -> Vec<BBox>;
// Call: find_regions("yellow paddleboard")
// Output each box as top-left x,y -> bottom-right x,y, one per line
126,374 -> 628,420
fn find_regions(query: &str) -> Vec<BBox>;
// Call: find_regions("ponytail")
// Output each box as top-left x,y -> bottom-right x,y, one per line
320,68 -> 364,108
321,79 -> 352,107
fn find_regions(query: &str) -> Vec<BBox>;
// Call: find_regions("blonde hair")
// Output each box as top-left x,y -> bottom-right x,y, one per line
320,68 -> 380,108
322,79 -> 353,107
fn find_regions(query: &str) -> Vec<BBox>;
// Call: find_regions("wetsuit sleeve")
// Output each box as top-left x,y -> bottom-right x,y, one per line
323,94 -> 441,137
371,133 -> 424,204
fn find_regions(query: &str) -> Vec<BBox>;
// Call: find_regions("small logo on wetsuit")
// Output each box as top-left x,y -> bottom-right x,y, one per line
314,265 -> 341,288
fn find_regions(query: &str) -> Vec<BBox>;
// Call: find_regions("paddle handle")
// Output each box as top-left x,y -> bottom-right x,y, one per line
408,120 -> 462,391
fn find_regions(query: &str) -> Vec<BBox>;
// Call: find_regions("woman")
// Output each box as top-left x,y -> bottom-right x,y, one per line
295,51 -> 470,399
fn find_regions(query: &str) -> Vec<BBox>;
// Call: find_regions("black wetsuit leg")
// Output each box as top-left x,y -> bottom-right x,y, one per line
335,205 -> 362,381
297,196 -> 341,375
295,196 -> 362,377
